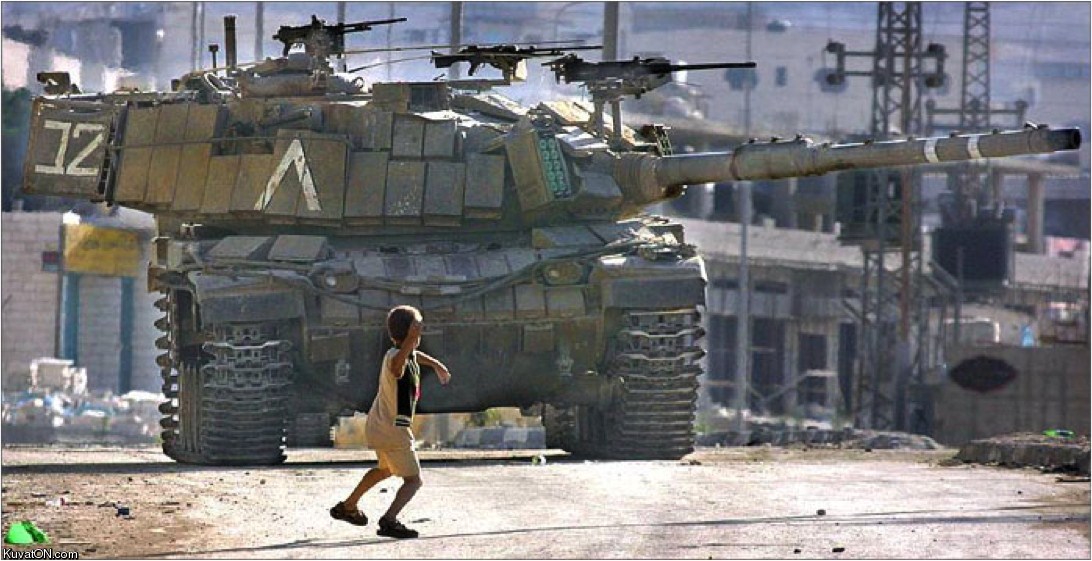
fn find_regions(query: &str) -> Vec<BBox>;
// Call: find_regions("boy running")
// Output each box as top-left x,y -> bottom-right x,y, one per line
330,305 -> 451,539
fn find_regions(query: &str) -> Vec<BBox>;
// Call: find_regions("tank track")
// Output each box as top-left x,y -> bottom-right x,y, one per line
603,308 -> 704,459
197,325 -> 293,464
551,308 -> 704,460
155,281 -> 292,464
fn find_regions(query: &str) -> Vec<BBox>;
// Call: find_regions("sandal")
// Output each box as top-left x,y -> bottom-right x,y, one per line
330,501 -> 369,526
377,517 -> 419,539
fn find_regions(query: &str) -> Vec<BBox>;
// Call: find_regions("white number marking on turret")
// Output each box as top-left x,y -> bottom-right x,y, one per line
256,138 -> 322,212
35,120 -> 106,177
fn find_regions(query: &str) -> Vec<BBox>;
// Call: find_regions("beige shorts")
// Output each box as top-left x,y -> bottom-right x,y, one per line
375,448 -> 420,477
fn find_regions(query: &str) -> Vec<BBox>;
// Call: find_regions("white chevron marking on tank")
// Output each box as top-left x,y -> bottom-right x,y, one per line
255,138 -> 322,212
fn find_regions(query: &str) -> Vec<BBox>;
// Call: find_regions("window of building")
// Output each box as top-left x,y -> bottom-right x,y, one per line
775,66 -> 788,87
725,68 -> 758,91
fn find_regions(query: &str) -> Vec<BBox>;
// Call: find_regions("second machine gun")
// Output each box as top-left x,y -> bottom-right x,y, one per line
544,55 -> 757,144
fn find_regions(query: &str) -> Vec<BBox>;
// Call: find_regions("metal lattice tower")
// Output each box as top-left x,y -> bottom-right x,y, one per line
960,2 -> 991,131
870,3 -> 926,136
926,2 -> 1028,224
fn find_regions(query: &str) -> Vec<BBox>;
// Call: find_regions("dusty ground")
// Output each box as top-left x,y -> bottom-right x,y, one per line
1,445 -> 1088,559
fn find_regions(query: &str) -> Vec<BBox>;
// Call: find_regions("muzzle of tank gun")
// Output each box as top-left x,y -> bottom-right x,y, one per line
613,126 -> 1081,205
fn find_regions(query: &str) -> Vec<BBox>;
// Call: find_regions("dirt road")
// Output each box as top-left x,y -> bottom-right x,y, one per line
2,446 -> 1088,558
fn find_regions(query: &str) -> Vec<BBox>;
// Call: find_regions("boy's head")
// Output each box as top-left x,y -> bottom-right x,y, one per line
387,305 -> 423,345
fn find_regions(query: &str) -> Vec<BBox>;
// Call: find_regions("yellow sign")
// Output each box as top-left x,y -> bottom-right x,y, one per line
63,223 -> 142,277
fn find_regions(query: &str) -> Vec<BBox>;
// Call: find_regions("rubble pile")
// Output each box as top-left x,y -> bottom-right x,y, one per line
694,407 -> 941,450
955,432 -> 1091,475
30,358 -> 88,395
2,358 -> 162,444
697,423 -> 942,450
2,389 -> 162,444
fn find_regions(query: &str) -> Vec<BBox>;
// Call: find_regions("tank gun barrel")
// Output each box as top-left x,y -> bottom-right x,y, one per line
617,126 -> 1081,205
664,62 -> 757,73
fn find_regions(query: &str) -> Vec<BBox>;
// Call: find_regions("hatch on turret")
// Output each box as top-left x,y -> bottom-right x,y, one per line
370,82 -> 451,112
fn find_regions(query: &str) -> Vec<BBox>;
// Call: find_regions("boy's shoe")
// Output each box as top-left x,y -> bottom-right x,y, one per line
330,502 -> 368,526
377,517 -> 418,539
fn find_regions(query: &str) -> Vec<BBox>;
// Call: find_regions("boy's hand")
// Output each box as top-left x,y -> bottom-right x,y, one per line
435,364 -> 452,385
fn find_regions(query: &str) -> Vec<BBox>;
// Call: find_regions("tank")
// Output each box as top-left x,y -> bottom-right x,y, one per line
20,16 -> 1081,464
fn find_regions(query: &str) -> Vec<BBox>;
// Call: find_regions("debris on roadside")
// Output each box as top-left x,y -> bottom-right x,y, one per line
695,412 -> 941,450
2,374 -> 164,445
954,432 -> 1090,475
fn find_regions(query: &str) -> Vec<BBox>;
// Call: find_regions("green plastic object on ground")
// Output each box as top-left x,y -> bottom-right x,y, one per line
4,521 -> 49,545
1043,429 -> 1075,438
4,522 -> 32,545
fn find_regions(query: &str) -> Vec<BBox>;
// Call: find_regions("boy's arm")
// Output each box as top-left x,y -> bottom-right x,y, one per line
415,351 -> 452,385
389,320 -> 422,379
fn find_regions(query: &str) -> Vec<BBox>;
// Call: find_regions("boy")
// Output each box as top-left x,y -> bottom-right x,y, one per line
330,305 -> 451,539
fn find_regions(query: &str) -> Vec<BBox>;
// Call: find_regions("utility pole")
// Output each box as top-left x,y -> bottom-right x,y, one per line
449,2 -> 463,79
386,2 -> 395,81
254,2 -> 264,61
744,2 -> 753,138
603,2 -> 619,60
733,182 -> 752,433
337,1 -> 347,72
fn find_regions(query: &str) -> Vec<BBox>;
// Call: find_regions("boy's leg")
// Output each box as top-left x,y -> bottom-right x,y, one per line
381,474 -> 422,522
344,467 -> 391,508
374,448 -> 423,538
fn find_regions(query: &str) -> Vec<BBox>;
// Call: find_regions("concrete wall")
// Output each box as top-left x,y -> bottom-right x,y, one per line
2,211 -> 161,394
75,272 -> 162,394
77,274 -> 122,392
932,345 -> 1091,446
1,212 -> 62,387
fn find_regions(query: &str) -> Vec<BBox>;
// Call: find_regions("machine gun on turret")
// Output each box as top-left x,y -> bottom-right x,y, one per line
431,44 -> 602,84
273,15 -> 406,60
544,55 -> 756,144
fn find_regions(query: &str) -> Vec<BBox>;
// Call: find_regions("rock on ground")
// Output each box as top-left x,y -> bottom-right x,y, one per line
956,432 -> 1091,475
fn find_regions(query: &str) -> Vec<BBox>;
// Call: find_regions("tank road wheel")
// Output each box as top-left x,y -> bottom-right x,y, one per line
567,308 -> 705,460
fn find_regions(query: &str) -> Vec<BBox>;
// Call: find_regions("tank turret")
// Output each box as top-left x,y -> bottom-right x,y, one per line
17,15 -> 1083,465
